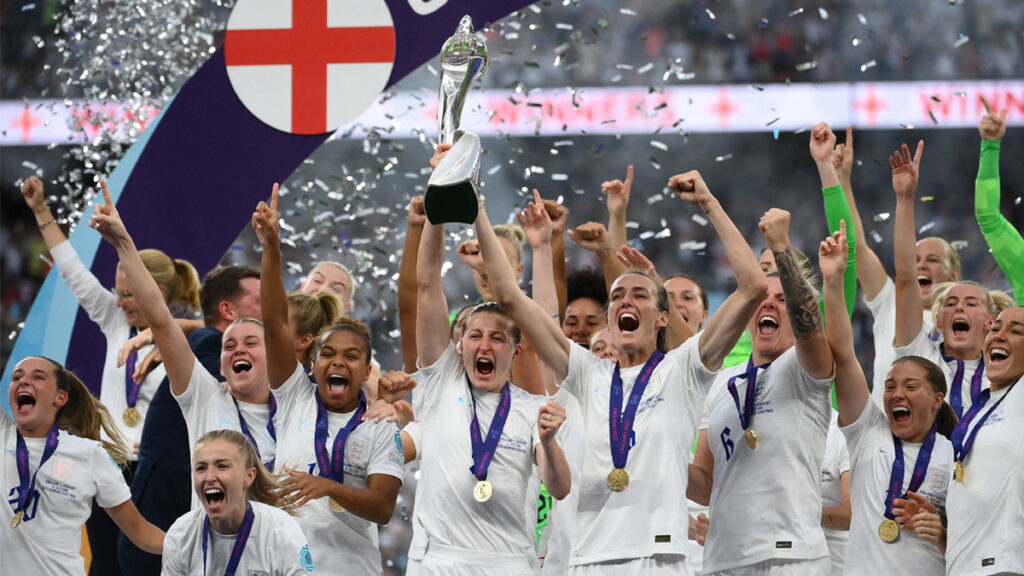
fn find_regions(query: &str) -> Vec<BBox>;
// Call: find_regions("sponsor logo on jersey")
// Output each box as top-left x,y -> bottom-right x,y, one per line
300,544 -> 314,572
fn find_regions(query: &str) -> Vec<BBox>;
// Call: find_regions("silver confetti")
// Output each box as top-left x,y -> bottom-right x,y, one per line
860,60 -> 877,72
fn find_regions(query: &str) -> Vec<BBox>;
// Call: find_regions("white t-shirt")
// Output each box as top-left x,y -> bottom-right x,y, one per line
562,334 -> 716,565
894,326 -> 988,419
52,241 -> 167,458
1,412 -> 132,576
272,363 -> 404,575
700,347 -> 833,573
538,387 -> 585,576
842,399 -> 951,575
946,377 -> 1024,576
413,343 -> 544,563
174,358 -> 276,508
865,278 -> 940,410
161,501 -> 313,575
820,410 -> 850,576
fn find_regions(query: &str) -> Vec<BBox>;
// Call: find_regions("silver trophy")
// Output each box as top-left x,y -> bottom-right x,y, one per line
425,15 -> 489,225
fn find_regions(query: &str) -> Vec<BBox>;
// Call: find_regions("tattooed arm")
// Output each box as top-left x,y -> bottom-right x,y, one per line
760,208 -> 834,379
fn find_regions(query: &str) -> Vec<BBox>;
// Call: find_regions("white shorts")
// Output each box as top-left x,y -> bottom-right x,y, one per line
569,554 -> 692,576
422,544 -> 537,576
705,556 -> 830,576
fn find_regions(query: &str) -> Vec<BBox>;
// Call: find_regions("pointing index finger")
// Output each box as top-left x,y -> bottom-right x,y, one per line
270,183 -> 279,211
980,95 -> 993,115
100,180 -> 114,206
624,165 -> 634,187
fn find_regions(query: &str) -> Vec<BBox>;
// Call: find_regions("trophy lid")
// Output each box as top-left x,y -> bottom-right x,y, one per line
440,15 -> 489,81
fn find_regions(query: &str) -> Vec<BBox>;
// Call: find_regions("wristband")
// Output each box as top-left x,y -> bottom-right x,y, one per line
38,218 -> 56,230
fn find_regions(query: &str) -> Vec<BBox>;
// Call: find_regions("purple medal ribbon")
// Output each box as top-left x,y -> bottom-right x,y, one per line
609,350 -> 664,470
313,390 -> 367,482
940,347 -> 985,420
124,327 -> 143,409
12,424 -> 59,521
202,500 -> 254,576
233,395 -> 277,471
726,355 -> 771,433
951,383 -> 1017,465
467,378 -> 512,481
883,424 -> 937,521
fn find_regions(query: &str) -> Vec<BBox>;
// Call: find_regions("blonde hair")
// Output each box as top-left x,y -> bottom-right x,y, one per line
288,290 -> 343,338
39,357 -> 130,466
131,250 -> 201,313
194,429 -> 290,511
918,237 -> 961,277
493,224 -> 526,266
930,281 -> 1014,325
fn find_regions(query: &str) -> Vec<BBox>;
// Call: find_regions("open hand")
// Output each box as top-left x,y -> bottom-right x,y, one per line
516,189 -> 553,248
603,165 -> 633,218
890,141 -> 924,201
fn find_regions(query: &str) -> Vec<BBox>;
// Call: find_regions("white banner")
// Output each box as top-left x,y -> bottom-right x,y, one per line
3,79 -> 1022,146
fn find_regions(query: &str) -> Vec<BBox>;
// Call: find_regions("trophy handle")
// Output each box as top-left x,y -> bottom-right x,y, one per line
425,130 -> 482,225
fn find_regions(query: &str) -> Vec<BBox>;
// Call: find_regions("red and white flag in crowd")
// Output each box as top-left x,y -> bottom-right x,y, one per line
224,0 -> 396,134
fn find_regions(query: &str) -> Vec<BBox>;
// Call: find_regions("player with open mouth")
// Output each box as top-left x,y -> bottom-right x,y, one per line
89,180 -> 278,510
479,167 -> 765,574
162,429 -> 312,575
3,355 -> 164,574
822,218 -> 955,575
252,184 -> 404,575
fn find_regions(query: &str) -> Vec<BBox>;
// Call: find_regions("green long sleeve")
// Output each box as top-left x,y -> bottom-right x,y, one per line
821,184 -> 858,319
975,139 -> 1024,304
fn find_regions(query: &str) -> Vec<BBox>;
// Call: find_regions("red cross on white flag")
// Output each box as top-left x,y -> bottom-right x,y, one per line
224,0 -> 396,135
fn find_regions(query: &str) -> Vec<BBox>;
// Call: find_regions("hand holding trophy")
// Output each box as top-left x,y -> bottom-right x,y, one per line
425,15 -> 489,225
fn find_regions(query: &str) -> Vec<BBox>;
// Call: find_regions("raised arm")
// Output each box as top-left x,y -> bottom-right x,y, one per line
760,209 -> 833,379
975,96 -> 1024,304
476,204 -> 570,381
833,127 -> 888,300
20,176 -> 69,250
604,165 -> 633,256
415,215 -> 451,368
253,184 -> 297,388
568,222 -> 625,291
891,141 -> 926,348
821,221 -> 868,426
810,122 -> 858,318
544,200 -> 569,320
669,170 -> 767,370
517,191 -> 560,395
398,195 -> 426,371
89,182 -> 195,395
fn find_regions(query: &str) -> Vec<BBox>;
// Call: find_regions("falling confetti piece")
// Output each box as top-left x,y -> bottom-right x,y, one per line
860,60 -> 877,72
851,36 -> 860,46
954,34 -> 969,48
870,231 -> 884,244
874,212 -> 891,222
650,140 -> 668,151
680,241 -> 707,251
921,196 -> 934,202
796,61 -> 818,71
705,8 -> 716,20
715,154 -> 733,162
766,117 -> 780,126
919,222 -> 936,234
857,13 -> 868,24
691,214 -> 708,226
788,8 -> 804,17
951,240 -> 969,250
818,7 -> 829,19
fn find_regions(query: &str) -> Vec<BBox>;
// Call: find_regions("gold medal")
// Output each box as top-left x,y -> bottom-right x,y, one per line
745,428 -> 759,450
607,468 -> 630,492
10,510 -> 24,528
329,499 -> 345,513
954,461 -> 964,483
473,480 -> 493,503
122,407 -> 141,427
878,518 -> 900,543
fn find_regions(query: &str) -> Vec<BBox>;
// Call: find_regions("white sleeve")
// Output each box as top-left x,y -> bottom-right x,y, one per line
674,332 -> 719,422
564,340 -> 608,414
173,357 -> 223,430
411,343 -> 463,418
271,362 -> 313,419
892,326 -> 941,365
365,422 -> 405,481
92,443 -> 132,509
839,398 -> 887,469
159,516 -> 190,576
402,421 -> 422,464
271,513 -> 315,575
699,376 -> 727,430
50,241 -> 122,334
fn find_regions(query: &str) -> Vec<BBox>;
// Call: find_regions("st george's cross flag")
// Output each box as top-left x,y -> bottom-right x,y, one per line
224,0 -> 396,134
3,0 -> 536,407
